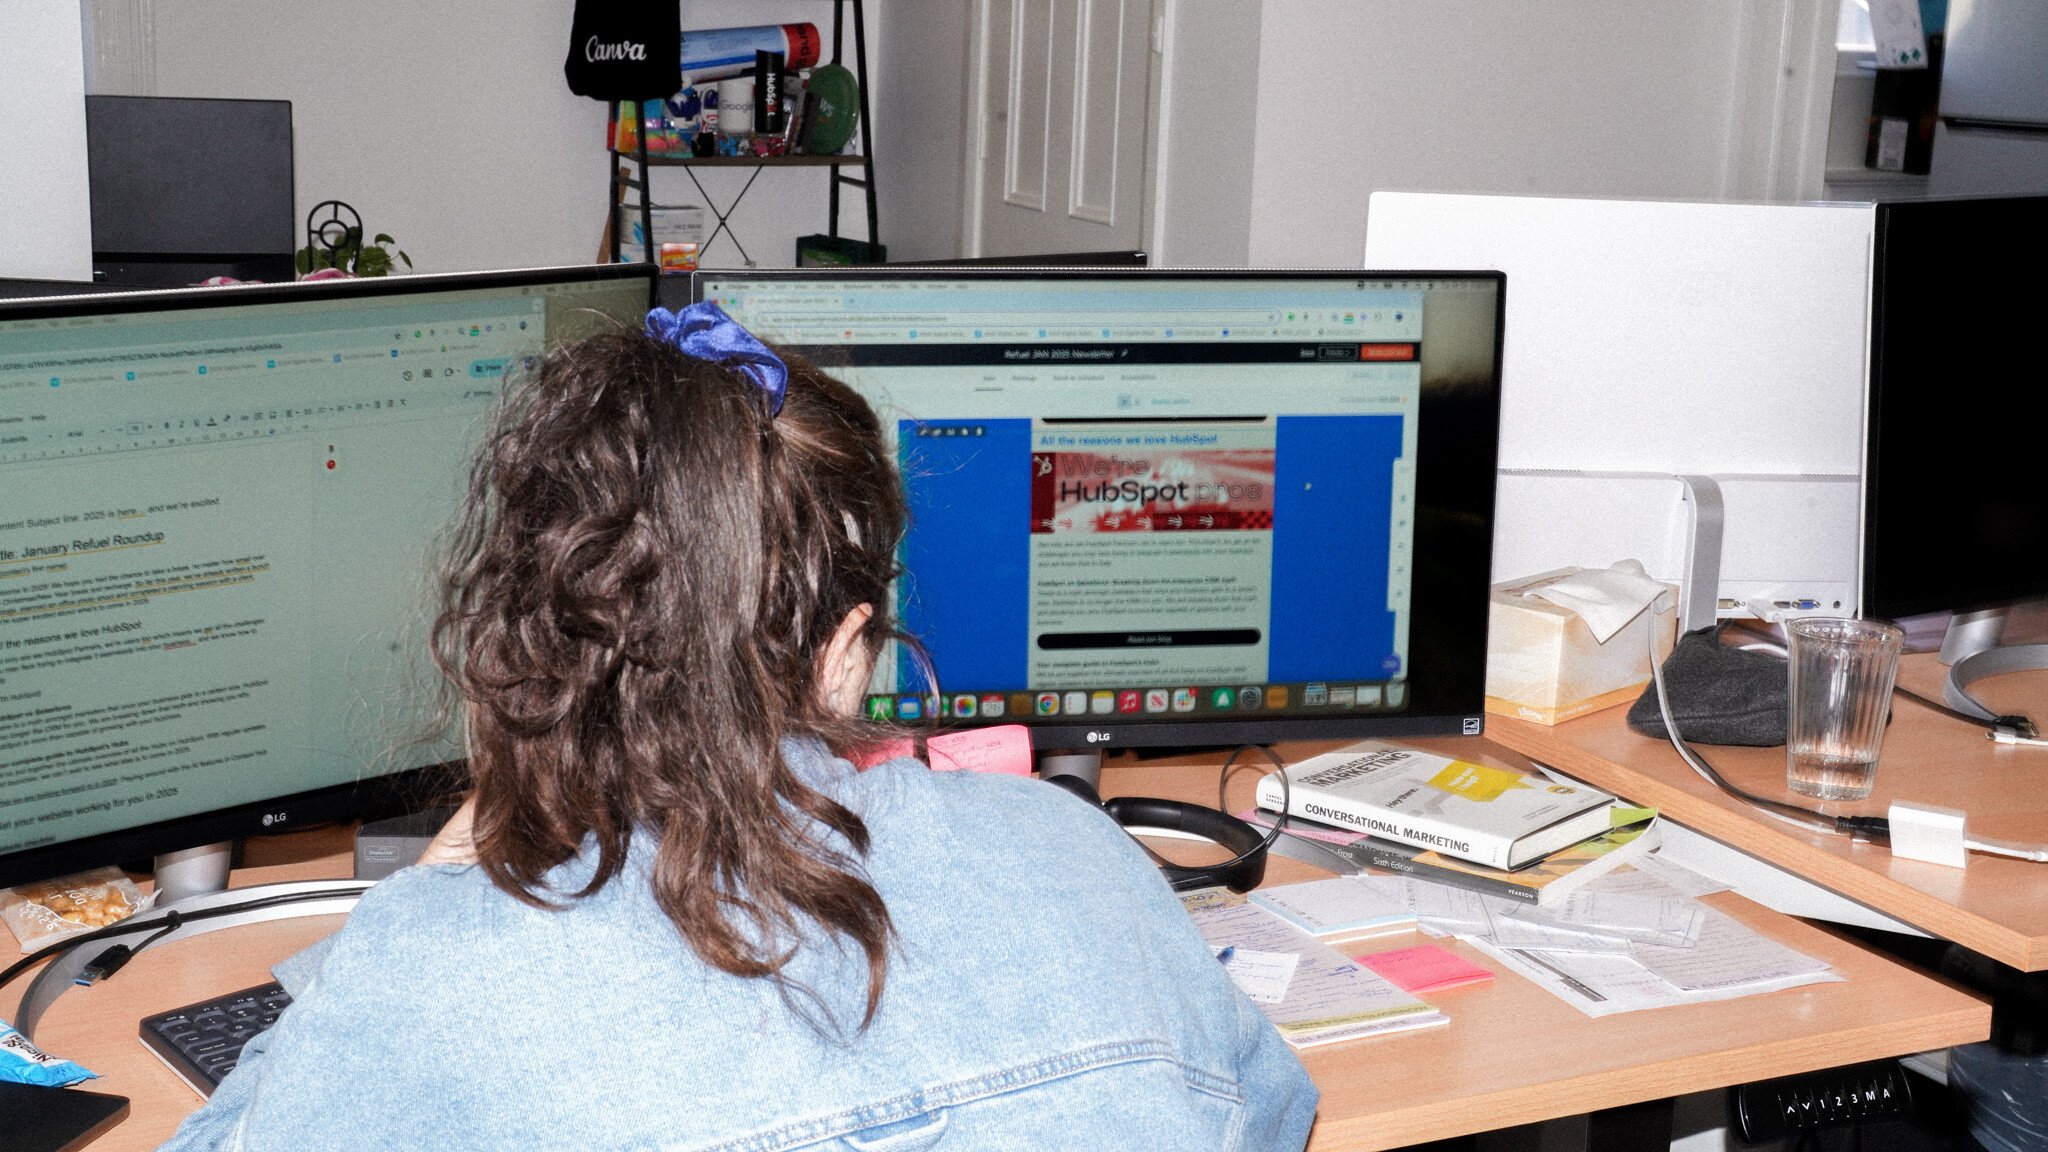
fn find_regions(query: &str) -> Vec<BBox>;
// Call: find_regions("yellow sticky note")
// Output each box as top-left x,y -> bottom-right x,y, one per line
1426,760 -> 1531,802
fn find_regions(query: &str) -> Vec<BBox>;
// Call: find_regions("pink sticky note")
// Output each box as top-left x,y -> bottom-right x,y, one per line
927,725 -> 1034,775
1352,944 -> 1495,995
851,739 -> 915,770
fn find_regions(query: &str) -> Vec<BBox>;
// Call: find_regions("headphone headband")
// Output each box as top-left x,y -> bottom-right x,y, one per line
1047,773 -> 1273,893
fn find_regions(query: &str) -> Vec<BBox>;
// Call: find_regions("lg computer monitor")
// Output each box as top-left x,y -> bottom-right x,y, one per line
694,268 -> 1505,752
1866,196 -> 2048,648
0,264 -> 656,888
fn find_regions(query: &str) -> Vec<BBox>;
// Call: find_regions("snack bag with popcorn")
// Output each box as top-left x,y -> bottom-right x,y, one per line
1,867 -> 154,952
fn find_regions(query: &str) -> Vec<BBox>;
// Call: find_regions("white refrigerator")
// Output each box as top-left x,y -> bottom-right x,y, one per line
1930,0 -> 2048,195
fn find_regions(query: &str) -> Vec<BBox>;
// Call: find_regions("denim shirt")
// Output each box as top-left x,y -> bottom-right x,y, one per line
160,741 -> 1318,1151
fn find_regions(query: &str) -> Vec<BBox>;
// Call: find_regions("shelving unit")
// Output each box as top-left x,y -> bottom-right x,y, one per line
607,0 -> 879,267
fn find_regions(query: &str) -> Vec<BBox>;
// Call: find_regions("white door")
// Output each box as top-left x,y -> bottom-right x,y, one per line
968,0 -> 1153,259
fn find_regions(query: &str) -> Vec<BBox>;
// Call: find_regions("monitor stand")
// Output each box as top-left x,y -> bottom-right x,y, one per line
12,877 -> 369,1041
1037,749 -> 1102,789
1939,605 -> 2048,729
153,842 -> 234,904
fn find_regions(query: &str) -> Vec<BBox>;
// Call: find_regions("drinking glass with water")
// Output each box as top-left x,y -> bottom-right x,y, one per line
1786,618 -> 1905,801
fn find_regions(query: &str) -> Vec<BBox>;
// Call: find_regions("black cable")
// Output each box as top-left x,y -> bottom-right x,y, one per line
74,909 -> 185,986
0,886 -> 365,994
1724,620 -> 2033,738
1649,625 -> 1890,842
1892,681 -> 2039,740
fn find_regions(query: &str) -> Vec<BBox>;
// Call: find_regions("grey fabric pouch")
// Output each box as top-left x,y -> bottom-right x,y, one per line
1626,627 -> 1788,747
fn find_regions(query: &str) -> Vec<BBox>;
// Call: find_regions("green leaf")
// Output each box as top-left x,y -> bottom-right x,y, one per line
373,233 -> 395,246
398,250 -> 413,270
356,247 -> 391,277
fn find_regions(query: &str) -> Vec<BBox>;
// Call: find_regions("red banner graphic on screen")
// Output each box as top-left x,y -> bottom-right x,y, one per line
1030,449 -> 1276,533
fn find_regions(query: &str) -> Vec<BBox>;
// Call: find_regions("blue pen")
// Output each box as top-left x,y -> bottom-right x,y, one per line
1215,946 -> 1236,965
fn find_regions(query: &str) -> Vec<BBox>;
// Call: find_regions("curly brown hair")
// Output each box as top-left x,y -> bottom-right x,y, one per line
431,324 -> 906,1028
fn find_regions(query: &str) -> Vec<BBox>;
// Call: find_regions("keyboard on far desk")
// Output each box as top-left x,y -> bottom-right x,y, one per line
138,981 -> 293,1096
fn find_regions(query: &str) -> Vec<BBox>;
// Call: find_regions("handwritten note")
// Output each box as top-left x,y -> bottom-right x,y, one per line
1184,896 -> 1447,1047
850,726 -> 1034,775
1467,869 -> 1841,1017
927,725 -> 1034,775
1217,947 -> 1301,1003
1628,909 -> 1833,992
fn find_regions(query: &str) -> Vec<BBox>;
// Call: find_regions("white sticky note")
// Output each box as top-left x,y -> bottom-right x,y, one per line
1217,947 -> 1301,1004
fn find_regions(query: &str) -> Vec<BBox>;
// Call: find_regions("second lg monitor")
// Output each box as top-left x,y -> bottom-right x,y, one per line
696,269 -> 1504,750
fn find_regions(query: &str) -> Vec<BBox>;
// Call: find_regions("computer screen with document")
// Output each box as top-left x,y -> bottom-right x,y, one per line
0,265 -> 656,888
695,269 -> 1504,751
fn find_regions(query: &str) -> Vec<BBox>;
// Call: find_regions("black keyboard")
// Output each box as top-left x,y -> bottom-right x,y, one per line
138,981 -> 293,1096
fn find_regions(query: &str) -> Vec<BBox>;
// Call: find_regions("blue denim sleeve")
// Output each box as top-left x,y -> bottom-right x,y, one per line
153,930 -> 341,1150
1231,979 -> 1320,1150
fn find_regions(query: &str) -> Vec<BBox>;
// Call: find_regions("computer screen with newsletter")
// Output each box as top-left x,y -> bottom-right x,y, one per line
0,266 -> 655,886
696,270 -> 1504,751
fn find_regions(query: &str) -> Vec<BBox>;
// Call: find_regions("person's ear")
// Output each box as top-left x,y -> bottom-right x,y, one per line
821,602 -> 876,715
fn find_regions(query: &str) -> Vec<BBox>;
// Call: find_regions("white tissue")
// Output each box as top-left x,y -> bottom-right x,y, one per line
1523,560 -> 1672,644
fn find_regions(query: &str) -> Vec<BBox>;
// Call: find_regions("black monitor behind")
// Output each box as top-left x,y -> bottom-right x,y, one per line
0,277 -> 106,300
85,95 -> 296,290
893,250 -> 1149,268
1867,195 -> 2048,718
89,255 -> 299,290
654,253 -> 1152,310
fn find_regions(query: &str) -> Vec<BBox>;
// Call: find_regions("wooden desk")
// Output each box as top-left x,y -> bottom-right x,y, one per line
1108,737 -> 1985,1150
27,828 -> 356,1152
1488,656 -> 2048,971
24,742 -> 1990,1152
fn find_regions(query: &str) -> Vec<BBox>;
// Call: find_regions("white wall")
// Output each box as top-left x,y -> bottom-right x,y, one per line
872,0 -> 968,262
1147,0 -> 1835,269
148,1 -> 607,274
1149,1 -> 1262,267
2,3 -> 94,282
141,0 -> 909,275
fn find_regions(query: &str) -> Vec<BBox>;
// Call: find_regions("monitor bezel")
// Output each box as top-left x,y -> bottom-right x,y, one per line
691,266 -> 1506,751
0,263 -> 658,889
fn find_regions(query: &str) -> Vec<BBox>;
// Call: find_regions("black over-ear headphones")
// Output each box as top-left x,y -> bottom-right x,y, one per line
1045,764 -> 1283,893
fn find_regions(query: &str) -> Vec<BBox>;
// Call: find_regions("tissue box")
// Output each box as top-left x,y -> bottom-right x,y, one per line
1485,567 -> 1678,725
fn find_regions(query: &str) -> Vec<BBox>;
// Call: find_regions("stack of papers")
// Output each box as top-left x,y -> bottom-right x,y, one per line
1359,866 -> 1839,1018
1248,876 -> 1418,944
1183,888 -> 1448,1048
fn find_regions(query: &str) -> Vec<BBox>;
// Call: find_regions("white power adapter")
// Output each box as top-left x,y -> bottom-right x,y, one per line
1887,801 -> 1969,868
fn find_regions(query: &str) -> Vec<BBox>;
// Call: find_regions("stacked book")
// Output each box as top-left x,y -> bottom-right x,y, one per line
1252,742 -> 1660,907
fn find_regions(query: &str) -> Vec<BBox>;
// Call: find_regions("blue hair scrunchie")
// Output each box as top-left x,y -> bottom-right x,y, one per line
644,300 -> 789,416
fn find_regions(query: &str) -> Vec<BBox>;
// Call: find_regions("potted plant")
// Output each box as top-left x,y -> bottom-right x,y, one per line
297,200 -> 412,277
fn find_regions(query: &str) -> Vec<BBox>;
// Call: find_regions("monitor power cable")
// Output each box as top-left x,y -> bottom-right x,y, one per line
0,885 -> 365,995
1648,625 -> 1886,840
1649,627 -> 2048,862
1726,618 -> 2041,746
